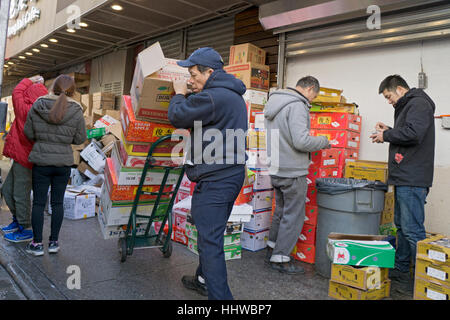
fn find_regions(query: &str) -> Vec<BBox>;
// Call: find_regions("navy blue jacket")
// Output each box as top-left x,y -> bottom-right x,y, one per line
383,88 -> 435,187
168,69 -> 248,182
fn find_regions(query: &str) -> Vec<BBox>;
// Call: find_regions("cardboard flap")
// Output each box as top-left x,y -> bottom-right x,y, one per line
328,233 -> 386,241
138,41 -> 166,78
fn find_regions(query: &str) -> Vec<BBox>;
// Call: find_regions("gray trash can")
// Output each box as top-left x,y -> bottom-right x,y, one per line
314,178 -> 388,278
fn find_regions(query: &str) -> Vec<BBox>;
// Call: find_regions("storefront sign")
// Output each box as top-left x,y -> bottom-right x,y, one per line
8,0 -> 41,38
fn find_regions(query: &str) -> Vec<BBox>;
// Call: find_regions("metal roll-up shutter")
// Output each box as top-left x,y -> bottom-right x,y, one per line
146,30 -> 184,59
186,16 -> 235,65
284,3 -> 450,58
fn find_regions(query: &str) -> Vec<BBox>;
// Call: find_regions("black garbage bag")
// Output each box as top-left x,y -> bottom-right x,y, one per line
315,178 -> 388,195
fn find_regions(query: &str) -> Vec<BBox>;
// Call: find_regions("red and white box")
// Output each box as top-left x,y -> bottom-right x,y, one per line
337,148 -> 359,167
306,186 -> 317,206
310,148 -> 341,168
179,174 -> 196,195
307,166 -> 340,187
310,129 -> 360,150
175,189 -> 190,204
310,112 -> 362,133
305,205 -> 319,226
235,184 -> 254,205
292,242 -> 316,264
298,222 -> 316,245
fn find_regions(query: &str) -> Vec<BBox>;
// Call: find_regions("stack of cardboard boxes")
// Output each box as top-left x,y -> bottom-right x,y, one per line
327,233 -> 395,300
97,42 -> 188,239
414,234 -> 450,300
223,43 -> 274,252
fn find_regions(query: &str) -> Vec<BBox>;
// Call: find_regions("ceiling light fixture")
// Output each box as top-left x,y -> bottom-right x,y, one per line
40,43 -> 49,48
79,22 -> 88,27
111,4 -> 123,11
8,61 -> 14,65
67,28 -> 76,33
19,56 -> 26,59
49,38 -> 58,43
32,48 -> 40,52
25,52 -> 33,56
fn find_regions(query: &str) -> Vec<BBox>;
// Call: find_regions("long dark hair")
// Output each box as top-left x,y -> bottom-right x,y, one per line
50,75 -> 76,123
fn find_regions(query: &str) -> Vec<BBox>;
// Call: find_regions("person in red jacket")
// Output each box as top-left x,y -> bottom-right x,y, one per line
1,76 -> 48,243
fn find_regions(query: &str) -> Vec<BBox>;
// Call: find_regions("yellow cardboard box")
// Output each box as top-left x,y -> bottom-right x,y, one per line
331,264 -> 389,291
414,276 -> 450,300
380,191 -> 395,225
313,87 -> 346,104
415,257 -> 450,288
416,234 -> 450,265
247,130 -> 266,149
344,160 -> 388,183
328,279 -> 390,300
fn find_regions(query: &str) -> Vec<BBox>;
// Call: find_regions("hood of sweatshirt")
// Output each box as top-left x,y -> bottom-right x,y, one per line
395,88 -> 436,113
32,93 -> 82,124
204,69 -> 247,96
264,88 -> 310,121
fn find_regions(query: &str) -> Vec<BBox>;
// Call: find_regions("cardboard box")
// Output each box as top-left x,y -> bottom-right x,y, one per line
253,170 -> 272,191
116,141 -> 182,169
244,210 -> 272,232
306,186 -> 317,206
121,95 -> 179,143
380,191 -> 395,225
310,129 -> 360,150
331,264 -> 389,290
415,257 -> 450,288
80,141 -> 106,173
247,148 -> 268,170
379,222 -> 397,236
312,87 -> 346,104
307,166 -> 340,187
291,242 -> 316,264
328,280 -> 391,300
327,233 -> 395,268
224,63 -> 270,92
305,205 -> 318,226
187,237 -> 242,260
246,102 -> 264,125
229,43 -> 266,65
110,142 -> 182,186
337,148 -> 359,167
241,229 -> 269,251
97,207 -> 148,240
310,112 -> 361,132
416,234 -> 450,265
82,93 -> 93,116
130,42 -> 190,122
228,203 -> 253,223
172,225 -> 188,246
344,160 -> 388,183
298,222 -> 316,245
77,161 -> 99,180
414,276 -> 450,300
254,112 -> 265,130
104,158 -> 172,202
243,89 -> 268,107
62,189 -> 96,220
247,129 -> 266,149
310,103 -> 357,114
310,148 -> 341,168
251,190 -> 273,211
185,222 -> 241,246
120,134 -> 184,158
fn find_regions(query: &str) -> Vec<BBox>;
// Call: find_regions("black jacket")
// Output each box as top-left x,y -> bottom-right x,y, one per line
383,88 -> 435,187
168,69 -> 248,182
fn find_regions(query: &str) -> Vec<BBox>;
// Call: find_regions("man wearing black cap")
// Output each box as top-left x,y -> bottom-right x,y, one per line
168,47 -> 248,300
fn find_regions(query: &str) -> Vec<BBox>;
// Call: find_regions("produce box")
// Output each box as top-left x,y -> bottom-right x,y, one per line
328,280 -> 391,300
87,127 -> 106,139
80,141 -> 106,173
298,222 -> 316,245
247,129 -> 266,149
307,166 -> 340,187
331,264 -> 389,290
254,112 -> 265,130
104,158 -> 172,202
291,242 -> 315,264
312,87 -> 345,104
306,186 -> 317,206
310,103 -> 357,114
243,89 -> 268,108
304,204 -> 318,226
310,128 -> 360,150
97,207 -> 149,240
110,143 -> 182,186
327,233 -> 395,268
414,276 -> 450,300
247,148 -> 268,170
310,112 -> 361,132
416,234 -> 450,265
229,43 -> 266,65
310,148 -> 341,168
120,95 -> 178,143
187,237 -> 242,260
117,141 -> 182,168
251,190 -> 273,211
244,210 -> 272,232
120,133 -> 184,158
380,191 -> 395,225
130,41 -> 190,122
246,102 -> 264,125
224,63 -> 270,92
337,148 -> 359,167
62,189 -> 96,220
344,160 -> 388,183
415,257 -> 450,289
185,222 -> 241,246
241,229 -> 269,252
252,170 -> 272,191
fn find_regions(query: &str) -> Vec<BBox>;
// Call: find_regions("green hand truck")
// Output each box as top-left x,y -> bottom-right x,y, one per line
118,134 -> 185,262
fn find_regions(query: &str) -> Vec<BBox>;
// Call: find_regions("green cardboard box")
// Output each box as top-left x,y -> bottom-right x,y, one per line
187,237 -> 242,260
327,233 -> 395,268
185,222 -> 241,246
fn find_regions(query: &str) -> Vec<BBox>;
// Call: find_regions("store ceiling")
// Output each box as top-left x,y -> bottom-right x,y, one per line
3,0 -> 274,86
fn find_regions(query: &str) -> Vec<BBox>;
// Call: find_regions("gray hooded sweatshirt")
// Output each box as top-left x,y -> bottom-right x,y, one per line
264,88 -> 329,178
24,94 -> 87,167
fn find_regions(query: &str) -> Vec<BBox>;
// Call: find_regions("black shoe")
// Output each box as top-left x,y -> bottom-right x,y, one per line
389,268 -> 410,283
395,279 -> 414,295
264,247 -> 273,264
270,261 -> 305,275
48,241 -> 60,254
182,275 -> 208,296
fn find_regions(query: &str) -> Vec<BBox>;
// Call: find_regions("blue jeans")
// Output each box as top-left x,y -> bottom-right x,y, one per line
191,169 -> 245,300
394,186 -> 428,272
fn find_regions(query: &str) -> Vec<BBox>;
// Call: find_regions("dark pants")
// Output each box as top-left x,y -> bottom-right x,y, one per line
394,186 -> 428,273
191,169 -> 245,300
31,166 -> 71,243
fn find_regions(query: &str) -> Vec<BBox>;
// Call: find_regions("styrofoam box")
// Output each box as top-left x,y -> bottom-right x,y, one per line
253,171 -> 273,191
241,229 -> 269,251
244,210 -> 272,232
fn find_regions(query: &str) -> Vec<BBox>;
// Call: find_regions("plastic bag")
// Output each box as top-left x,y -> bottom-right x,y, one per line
315,178 -> 388,195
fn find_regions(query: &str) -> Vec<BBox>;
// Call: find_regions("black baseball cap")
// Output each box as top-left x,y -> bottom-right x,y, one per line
177,47 -> 224,69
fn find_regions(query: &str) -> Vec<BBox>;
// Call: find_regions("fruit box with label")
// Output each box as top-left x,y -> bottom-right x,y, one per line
310,148 -> 341,168
310,112 -> 362,133
344,160 -> 388,183
247,129 -> 266,149
117,141 -> 182,168
254,112 -> 265,130
80,141 -> 107,173
252,190 -> 273,211
415,257 -> 450,289
414,276 -> 450,300
331,264 -> 389,291
243,89 -> 268,108
338,148 -> 359,167
241,229 -> 269,252
246,101 -> 264,125
104,158 -> 172,202
62,189 -> 96,220
298,222 -> 316,245
110,144 -> 182,186
310,103 -> 357,114
247,149 -> 268,170
244,210 -> 272,232
305,205 -> 318,226
307,166 -> 340,187
186,222 -> 241,246
187,237 -> 242,260
229,43 -> 267,65
97,207 -> 149,240
416,234 -> 450,265
306,186 -> 317,206
252,170 -> 272,191
121,95 -> 178,143
291,242 -> 315,264
130,41 -> 190,122
327,233 -> 395,268
310,129 -> 360,150
224,63 -> 270,92
328,280 -> 391,300
235,169 -> 256,205
312,87 -> 345,104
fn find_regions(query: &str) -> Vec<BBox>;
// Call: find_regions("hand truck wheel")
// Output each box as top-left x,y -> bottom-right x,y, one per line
162,240 -> 173,258
119,238 -> 127,262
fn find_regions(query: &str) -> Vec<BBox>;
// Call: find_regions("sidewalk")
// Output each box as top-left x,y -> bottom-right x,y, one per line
0,160 -> 412,300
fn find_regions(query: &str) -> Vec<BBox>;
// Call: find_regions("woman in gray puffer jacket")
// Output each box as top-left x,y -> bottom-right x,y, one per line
23,74 -> 87,256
